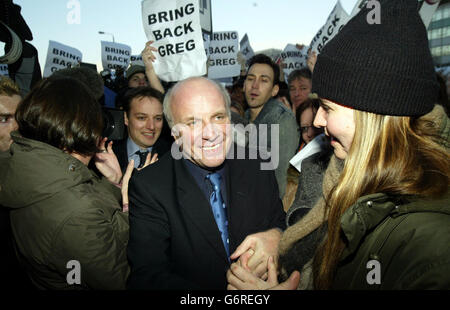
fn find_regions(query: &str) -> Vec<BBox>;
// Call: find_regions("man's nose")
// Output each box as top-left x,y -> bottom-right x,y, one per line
146,119 -> 155,130
202,123 -> 219,140
251,79 -> 260,89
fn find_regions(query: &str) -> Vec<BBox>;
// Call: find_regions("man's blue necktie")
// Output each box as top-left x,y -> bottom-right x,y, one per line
206,173 -> 230,260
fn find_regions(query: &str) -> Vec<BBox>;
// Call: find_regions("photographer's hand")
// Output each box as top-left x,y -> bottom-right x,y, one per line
121,153 -> 158,212
95,138 -> 123,185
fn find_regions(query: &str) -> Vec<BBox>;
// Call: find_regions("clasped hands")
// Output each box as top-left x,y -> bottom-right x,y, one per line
227,228 -> 300,290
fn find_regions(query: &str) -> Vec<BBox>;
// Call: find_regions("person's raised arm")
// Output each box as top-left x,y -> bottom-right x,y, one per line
142,41 -> 165,94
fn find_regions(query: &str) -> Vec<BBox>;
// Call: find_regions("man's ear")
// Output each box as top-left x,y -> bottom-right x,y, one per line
124,111 -> 129,126
272,84 -> 280,97
170,124 -> 182,142
171,131 -> 179,142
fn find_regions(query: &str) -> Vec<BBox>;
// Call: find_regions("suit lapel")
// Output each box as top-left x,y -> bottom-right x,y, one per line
152,135 -> 173,158
151,136 -> 163,157
112,139 -> 129,173
174,159 -> 230,263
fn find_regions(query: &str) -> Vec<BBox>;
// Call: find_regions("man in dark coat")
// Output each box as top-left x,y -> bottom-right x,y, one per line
126,77 -> 286,290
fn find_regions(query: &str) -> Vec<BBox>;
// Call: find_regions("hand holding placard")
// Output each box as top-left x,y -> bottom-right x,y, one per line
141,0 -> 207,82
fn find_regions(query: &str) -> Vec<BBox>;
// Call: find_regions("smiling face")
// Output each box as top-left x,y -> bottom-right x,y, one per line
314,99 -> 355,159
244,63 -> 279,114
0,94 -> 20,152
124,96 -> 163,149
170,78 -> 232,169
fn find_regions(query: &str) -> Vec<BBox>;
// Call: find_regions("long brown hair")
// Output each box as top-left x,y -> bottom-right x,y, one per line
313,107 -> 450,289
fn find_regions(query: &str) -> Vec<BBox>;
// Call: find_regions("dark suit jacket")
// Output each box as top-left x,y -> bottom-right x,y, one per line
127,146 -> 286,290
112,135 -> 172,173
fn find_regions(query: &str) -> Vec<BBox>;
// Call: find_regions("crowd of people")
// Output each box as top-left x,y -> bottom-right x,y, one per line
0,0 -> 449,291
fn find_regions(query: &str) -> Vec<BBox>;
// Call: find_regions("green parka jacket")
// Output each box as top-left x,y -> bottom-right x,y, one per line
332,191 -> 450,289
332,106 -> 450,290
0,132 -> 129,289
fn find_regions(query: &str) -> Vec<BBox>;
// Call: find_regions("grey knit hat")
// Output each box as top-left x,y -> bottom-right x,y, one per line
312,0 -> 439,116
126,65 -> 145,80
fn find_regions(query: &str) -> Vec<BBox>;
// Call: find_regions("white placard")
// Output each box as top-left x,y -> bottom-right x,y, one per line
141,0 -> 207,81
43,40 -> 82,77
309,0 -> 350,55
289,134 -> 329,173
0,64 -> 8,77
130,54 -> 145,66
202,32 -> 211,56
280,44 -> 309,81
207,31 -> 240,79
101,41 -> 131,71
240,33 -> 254,63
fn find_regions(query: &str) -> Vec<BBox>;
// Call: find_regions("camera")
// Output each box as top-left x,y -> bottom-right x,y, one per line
102,107 -> 125,141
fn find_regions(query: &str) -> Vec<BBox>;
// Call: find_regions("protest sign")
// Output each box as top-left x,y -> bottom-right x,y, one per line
203,31 -> 211,56
101,41 -> 131,71
240,33 -> 254,63
43,40 -> 82,77
279,44 -> 308,81
207,31 -> 240,79
141,0 -> 207,81
0,64 -> 8,77
309,0 -> 350,55
130,54 -> 145,66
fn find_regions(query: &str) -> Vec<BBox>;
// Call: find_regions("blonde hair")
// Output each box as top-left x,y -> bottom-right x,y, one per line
0,76 -> 20,97
313,108 -> 450,289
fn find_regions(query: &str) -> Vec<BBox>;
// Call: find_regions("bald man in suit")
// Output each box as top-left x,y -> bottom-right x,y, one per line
127,77 -> 286,290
